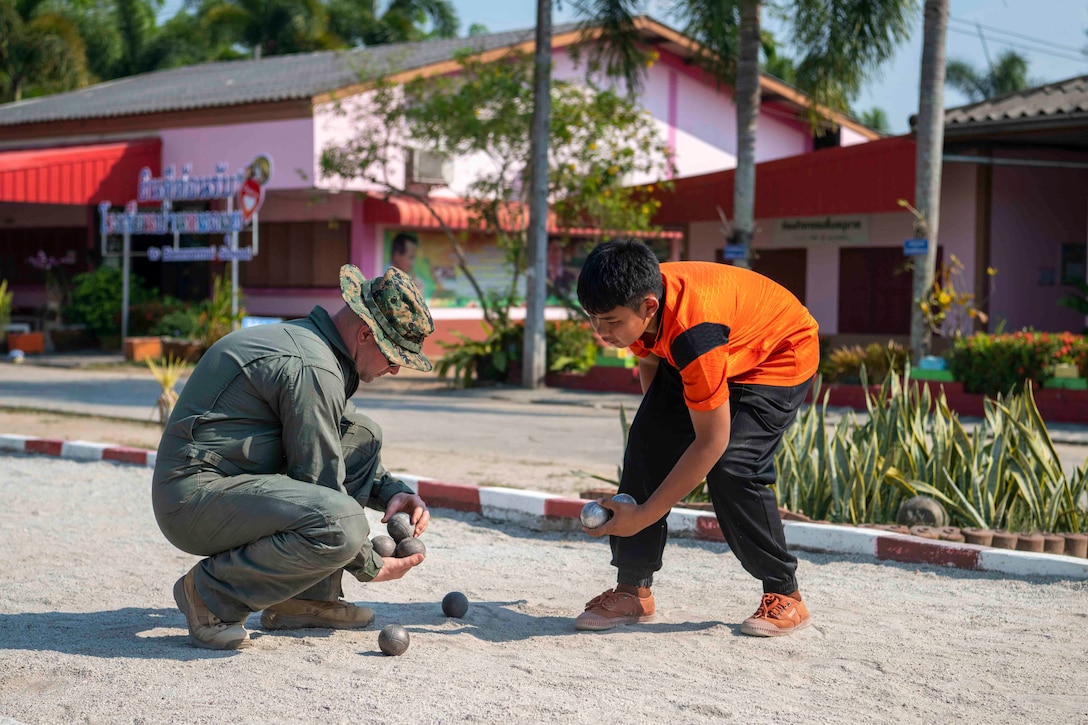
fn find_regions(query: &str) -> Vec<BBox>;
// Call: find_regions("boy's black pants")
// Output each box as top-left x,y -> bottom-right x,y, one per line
613,361 -> 812,596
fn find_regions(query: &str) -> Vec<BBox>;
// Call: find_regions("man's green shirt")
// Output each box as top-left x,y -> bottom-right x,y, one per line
154,306 -> 411,509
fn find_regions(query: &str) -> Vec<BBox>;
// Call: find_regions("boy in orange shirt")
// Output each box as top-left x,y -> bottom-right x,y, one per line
575,239 -> 819,636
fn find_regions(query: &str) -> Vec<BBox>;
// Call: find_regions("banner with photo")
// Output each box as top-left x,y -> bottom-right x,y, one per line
383,230 -> 672,307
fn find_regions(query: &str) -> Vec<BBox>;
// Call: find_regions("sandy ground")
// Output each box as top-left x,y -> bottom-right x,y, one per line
2,453 -> 1087,724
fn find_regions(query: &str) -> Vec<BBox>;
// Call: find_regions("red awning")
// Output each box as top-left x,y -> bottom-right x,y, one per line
0,138 -> 162,205
363,193 -> 683,239
652,135 -> 917,224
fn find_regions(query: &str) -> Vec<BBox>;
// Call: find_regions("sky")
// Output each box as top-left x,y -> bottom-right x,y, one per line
452,0 -> 1088,134
159,0 -> 1088,134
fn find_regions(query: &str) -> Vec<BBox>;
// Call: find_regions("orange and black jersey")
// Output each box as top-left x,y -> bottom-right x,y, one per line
628,262 -> 820,411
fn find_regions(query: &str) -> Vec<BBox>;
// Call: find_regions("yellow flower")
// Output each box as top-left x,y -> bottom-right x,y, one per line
920,301 -> 930,313
641,205 -> 650,214
604,190 -> 611,197
968,309 -> 978,318
938,292 -> 952,306
986,266 -> 997,276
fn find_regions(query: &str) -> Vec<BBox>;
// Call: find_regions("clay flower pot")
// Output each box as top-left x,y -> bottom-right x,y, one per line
910,525 -> 941,540
1015,533 -> 1045,553
1063,533 -> 1088,559
937,526 -> 965,543
990,530 -> 1019,550
962,528 -> 994,547
1042,534 -> 1066,555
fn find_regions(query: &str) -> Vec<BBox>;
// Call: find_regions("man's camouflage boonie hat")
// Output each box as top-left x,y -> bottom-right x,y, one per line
339,264 -> 434,372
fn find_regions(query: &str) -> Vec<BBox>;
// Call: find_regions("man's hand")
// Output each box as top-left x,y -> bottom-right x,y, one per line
583,497 -> 649,538
370,553 -> 424,582
382,492 -> 430,537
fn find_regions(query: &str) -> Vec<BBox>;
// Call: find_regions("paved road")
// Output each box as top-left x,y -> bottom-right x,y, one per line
2,360 -> 1085,473
0,363 -> 638,472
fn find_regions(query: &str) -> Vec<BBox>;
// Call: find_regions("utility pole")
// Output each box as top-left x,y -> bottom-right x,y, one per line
522,0 -> 551,389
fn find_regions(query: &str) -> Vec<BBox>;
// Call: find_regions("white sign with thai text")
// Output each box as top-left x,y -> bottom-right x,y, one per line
771,215 -> 870,246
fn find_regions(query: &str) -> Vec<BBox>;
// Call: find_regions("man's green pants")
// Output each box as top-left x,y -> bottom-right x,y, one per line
152,411 -> 397,623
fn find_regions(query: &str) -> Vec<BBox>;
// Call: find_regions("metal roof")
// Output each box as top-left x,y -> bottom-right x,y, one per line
944,74 -> 1088,130
0,24 -> 578,127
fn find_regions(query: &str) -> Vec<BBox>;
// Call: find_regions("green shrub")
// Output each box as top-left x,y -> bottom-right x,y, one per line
196,275 -> 245,349
774,369 -> 1087,533
948,331 -> 1088,397
67,267 -> 156,338
152,307 -> 202,339
819,341 -> 907,384
545,319 -> 597,374
129,297 -> 187,337
436,317 -> 598,387
0,279 -> 12,332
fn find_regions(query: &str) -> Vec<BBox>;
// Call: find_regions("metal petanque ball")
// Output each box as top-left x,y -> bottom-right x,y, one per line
441,591 -> 469,618
378,624 -> 410,656
581,493 -> 637,529
386,512 -> 414,542
371,534 -> 397,558
580,500 -> 612,529
395,536 -> 427,558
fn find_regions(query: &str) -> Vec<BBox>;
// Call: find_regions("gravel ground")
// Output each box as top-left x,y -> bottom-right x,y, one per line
2,453 -> 1087,725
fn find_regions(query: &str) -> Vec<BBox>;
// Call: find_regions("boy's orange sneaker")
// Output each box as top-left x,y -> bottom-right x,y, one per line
574,588 -> 656,631
740,592 -> 811,637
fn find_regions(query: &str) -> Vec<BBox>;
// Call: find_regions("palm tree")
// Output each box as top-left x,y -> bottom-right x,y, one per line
859,107 -> 891,133
945,49 -> 1030,102
574,0 -> 914,268
198,0 -> 340,58
910,0 -> 949,364
0,0 -> 89,102
326,0 -> 459,48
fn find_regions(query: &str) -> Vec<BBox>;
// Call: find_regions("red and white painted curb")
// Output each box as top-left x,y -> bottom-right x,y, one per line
4,433 -> 1087,580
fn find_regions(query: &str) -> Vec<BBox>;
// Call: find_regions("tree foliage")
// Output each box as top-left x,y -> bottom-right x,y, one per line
859,107 -> 890,133
574,0 -> 914,119
945,49 -> 1031,102
0,0 -> 89,102
3,0 -> 460,99
319,50 -> 673,336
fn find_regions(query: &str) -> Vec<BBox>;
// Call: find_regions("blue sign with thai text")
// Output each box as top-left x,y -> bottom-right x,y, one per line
722,244 -> 747,261
903,238 -> 929,256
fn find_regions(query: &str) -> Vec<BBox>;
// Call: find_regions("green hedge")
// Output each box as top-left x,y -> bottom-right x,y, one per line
949,331 -> 1088,397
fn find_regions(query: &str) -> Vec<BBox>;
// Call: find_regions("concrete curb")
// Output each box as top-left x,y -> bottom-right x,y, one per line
4,433 -> 1087,581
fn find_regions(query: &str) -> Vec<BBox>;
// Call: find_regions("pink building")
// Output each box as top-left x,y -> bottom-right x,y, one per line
0,16 -> 875,355
652,77 -> 1088,341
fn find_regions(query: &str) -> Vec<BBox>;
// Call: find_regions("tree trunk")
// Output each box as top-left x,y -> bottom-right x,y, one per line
522,0 -> 552,389
731,0 -> 761,270
911,0 -> 950,364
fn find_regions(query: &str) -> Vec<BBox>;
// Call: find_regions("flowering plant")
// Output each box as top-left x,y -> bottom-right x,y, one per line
918,254 -> 995,341
26,249 -> 73,324
27,250 -> 63,273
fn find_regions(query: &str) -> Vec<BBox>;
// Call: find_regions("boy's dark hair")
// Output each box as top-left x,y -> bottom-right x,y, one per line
577,238 -> 663,315
392,232 -> 418,254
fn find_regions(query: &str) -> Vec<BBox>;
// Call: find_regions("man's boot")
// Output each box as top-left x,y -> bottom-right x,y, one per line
260,598 -> 375,630
173,567 -> 251,650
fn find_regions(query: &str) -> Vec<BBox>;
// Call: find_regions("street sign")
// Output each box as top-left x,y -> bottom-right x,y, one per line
722,243 -> 747,261
903,238 -> 929,256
